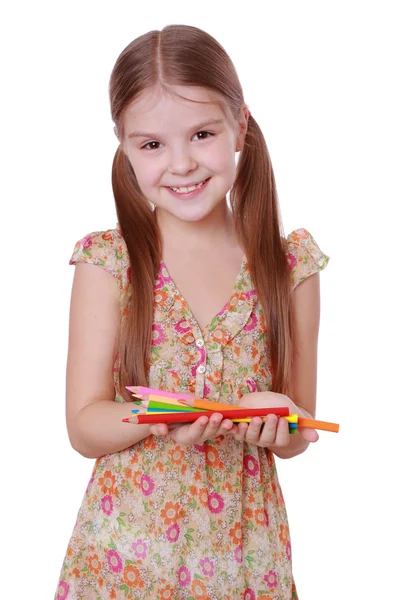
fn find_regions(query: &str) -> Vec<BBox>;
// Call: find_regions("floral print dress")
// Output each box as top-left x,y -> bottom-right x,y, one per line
56,226 -> 329,600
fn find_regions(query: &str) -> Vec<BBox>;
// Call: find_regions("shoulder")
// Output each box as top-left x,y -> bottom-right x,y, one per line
285,227 -> 330,291
69,224 -> 130,295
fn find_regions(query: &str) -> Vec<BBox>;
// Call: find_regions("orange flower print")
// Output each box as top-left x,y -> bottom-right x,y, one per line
87,553 -> 101,574
258,596 -> 273,600
279,523 -> 288,545
170,447 -> 185,465
228,522 -> 242,544
154,289 -> 168,305
131,470 -> 143,488
160,501 -> 184,525
159,584 -> 175,599
191,579 -> 209,600
199,488 -> 209,508
205,446 -> 223,469
72,567 -> 80,578
102,231 -> 113,242
255,508 -> 266,526
123,564 -> 144,589
98,470 -> 117,495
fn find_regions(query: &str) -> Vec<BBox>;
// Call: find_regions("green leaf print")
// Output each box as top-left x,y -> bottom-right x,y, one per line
117,516 -> 127,528
184,532 -> 194,543
119,583 -> 130,597
245,550 -> 255,567
109,537 -> 117,550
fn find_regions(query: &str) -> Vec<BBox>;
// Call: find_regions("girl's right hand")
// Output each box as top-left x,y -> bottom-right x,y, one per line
148,414 -> 237,446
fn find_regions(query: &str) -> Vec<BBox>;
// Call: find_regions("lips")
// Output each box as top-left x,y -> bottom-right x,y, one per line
165,177 -> 211,199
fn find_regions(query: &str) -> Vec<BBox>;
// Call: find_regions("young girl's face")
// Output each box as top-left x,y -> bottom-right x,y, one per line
120,85 -> 247,223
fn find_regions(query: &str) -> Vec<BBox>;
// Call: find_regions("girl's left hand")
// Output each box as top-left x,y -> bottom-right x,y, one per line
231,391 -> 319,448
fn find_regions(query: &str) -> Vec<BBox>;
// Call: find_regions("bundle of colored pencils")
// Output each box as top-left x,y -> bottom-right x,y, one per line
121,386 -> 340,434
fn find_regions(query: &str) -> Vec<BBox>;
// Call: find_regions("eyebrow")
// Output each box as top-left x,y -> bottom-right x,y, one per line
127,118 -> 224,139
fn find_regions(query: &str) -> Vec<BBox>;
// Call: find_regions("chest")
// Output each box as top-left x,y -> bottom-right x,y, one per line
161,250 -> 244,333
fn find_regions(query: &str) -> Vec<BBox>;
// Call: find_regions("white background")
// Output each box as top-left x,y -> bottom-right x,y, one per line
1,1 -> 399,598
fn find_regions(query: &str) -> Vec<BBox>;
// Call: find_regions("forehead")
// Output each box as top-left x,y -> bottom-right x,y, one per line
123,85 -> 231,126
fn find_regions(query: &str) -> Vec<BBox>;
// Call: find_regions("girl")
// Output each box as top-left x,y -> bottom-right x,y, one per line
56,25 -> 329,600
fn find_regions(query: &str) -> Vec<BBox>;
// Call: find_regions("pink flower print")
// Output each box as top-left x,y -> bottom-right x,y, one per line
264,570 -> 278,589
107,549 -> 123,573
81,235 -> 92,250
244,454 -> 260,477
140,474 -> 155,496
244,312 -> 257,331
132,538 -> 148,560
101,494 -> 113,516
286,540 -> 292,560
246,378 -> 257,393
178,565 -> 191,587
287,252 -> 297,271
234,545 -> 243,564
243,589 -> 256,600
174,319 -> 191,334
166,523 -> 180,543
199,557 -> 215,578
191,346 -> 206,377
56,580 -> 69,600
203,384 -> 211,397
194,444 -> 206,452
160,264 -> 172,282
152,324 -> 164,346
216,301 -> 228,317
208,492 -> 224,514
264,509 -> 269,527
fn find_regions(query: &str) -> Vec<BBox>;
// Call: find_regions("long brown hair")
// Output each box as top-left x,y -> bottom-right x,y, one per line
109,25 -> 292,401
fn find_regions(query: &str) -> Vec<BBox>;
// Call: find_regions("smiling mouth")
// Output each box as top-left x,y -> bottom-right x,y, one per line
167,178 -> 210,193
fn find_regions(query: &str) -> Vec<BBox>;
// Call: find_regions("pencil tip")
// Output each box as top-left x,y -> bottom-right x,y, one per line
122,418 -> 130,422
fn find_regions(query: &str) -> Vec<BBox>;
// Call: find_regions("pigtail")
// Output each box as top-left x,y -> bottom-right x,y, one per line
231,115 -> 293,394
111,145 -> 162,402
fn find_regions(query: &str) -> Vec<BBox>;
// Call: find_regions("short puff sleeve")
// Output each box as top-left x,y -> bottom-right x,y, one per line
286,228 -> 329,291
69,227 -> 131,304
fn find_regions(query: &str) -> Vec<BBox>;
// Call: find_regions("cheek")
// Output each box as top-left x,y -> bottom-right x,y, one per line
130,157 -> 162,188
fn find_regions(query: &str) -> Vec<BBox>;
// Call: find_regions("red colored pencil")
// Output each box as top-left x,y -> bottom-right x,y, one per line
122,407 -> 290,424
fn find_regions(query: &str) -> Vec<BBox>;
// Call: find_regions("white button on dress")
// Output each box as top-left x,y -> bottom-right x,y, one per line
197,365 -> 206,374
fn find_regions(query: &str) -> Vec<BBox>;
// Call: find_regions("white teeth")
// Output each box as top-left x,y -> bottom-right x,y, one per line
170,179 -> 207,193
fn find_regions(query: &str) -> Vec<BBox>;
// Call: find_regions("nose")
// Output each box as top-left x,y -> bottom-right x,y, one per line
167,146 -> 197,175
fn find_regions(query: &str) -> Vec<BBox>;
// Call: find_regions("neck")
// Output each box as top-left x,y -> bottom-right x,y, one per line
155,200 -> 237,252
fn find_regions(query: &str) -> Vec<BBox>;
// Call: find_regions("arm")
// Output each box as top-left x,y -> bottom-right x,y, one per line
66,263 -> 152,458
272,271 -> 321,459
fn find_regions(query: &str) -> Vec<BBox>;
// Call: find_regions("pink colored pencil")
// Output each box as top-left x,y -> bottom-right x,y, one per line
126,386 -> 195,401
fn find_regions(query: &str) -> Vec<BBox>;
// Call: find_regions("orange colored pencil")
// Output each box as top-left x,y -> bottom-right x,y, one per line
178,398 -> 249,411
297,417 -> 339,433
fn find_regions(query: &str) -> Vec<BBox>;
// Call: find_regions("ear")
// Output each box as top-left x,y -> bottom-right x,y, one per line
235,105 -> 250,152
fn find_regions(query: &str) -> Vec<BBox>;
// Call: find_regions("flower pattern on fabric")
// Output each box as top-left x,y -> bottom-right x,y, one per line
56,224 -> 329,599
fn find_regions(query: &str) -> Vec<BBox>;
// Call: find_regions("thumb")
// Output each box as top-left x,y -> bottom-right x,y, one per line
298,427 -> 319,443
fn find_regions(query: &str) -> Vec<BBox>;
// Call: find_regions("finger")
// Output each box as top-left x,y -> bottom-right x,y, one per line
232,422 -> 249,441
201,413 -> 224,440
148,423 -> 169,437
257,414 -> 279,447
299,427 -> 319,442
244,417 -> 264,444
272,417 -> 290,447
